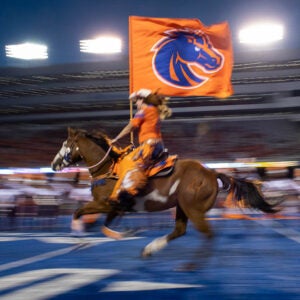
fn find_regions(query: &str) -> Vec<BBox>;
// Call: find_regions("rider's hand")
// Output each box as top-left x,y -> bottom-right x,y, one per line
129,142 -> 135,150
111,138 -> 118,144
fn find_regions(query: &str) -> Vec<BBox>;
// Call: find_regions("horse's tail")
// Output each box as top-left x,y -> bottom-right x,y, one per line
217,173 -> 277,213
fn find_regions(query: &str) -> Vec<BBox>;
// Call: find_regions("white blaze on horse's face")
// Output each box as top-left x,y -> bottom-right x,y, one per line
51,141 -> 71,171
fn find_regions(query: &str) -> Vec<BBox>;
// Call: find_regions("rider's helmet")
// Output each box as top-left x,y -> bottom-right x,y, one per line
129,88 -> 172,119
129,89 -> 152,102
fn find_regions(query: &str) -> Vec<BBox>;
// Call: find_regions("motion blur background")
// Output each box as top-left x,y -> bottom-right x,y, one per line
0,0 -> 299,226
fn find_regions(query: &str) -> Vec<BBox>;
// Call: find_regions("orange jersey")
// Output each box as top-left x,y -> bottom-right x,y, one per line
130,105 -> 162,144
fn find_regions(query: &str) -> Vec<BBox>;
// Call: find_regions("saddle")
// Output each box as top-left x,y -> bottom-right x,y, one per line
147,152 -> 177,177
111,147 -> 177,179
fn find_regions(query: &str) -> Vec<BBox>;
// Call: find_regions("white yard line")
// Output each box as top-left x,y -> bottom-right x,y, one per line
256,219 -> 300,244
0,268 -> 120,300
0,244 -> 86,272
0,235 -> 142,272
101,281 -> 203,292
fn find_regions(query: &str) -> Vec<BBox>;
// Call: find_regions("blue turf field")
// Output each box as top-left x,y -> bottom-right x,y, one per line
0,214 -> 300,300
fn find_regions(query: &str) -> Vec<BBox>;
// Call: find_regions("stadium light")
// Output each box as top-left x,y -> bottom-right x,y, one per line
5,42 -> 48,60
80,36 -> 122,54
239,22 -> 284,45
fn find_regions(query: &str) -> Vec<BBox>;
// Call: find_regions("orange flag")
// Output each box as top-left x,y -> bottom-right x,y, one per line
129,16 -> 234,98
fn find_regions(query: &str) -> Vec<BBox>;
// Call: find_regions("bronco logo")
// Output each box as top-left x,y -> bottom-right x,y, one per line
151,29 -> 224,89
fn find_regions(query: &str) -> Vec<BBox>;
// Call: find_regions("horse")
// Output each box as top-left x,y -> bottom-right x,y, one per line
152,29 -> 223,88
51,127 -> 277,257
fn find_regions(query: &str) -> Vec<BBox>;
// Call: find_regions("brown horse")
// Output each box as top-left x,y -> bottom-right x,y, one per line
51,127 -> 277,256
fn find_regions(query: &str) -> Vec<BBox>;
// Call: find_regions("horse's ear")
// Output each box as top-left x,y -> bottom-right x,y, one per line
68,127 -> 75,137
153,88 -> 161,95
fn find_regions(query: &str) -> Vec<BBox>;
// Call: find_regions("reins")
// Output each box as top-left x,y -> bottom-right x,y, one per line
64,130 -> 115,176
87,145 -> 113,170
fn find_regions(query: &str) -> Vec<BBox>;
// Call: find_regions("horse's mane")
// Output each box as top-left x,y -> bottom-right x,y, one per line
81,129 -> 121,160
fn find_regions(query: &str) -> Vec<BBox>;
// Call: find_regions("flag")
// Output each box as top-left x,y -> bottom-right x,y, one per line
129,16 -> 233,98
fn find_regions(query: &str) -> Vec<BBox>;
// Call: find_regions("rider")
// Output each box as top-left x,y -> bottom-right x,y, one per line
109,88 -> 172,210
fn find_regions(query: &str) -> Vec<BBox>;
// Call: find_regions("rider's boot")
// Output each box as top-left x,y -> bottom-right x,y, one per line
119,190 -> 136,212
109,190 -> 136,212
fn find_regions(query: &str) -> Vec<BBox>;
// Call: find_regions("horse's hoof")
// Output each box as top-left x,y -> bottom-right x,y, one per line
101,226 -> 123,240
141,251 -> 152,258
141,249 -> 152,258
141,235 -> 168,257
71,219 -> 84,232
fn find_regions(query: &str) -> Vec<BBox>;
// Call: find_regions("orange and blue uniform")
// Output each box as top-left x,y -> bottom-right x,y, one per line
131,105 -> 162,143
110,104 -> 164,201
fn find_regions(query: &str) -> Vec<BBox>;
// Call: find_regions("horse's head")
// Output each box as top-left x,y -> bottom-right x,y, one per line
51,127 -> 84,171
51,127 -> 122,173
152,29 -> 224,87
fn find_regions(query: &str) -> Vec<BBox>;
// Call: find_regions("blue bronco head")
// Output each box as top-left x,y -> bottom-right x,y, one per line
151,29 -> 224,88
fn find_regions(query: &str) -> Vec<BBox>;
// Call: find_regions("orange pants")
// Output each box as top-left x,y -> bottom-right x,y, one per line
110,140 -> 163,201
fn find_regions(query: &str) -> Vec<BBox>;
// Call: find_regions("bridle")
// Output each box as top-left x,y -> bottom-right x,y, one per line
56,137 -> 80,168
60,133 -> 114,176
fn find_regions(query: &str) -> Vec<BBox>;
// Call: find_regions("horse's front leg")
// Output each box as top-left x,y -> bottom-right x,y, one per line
101,209 -> 138,240
100,210 -> 124,239
71,201 -> 105,236
142,204 -> 188,257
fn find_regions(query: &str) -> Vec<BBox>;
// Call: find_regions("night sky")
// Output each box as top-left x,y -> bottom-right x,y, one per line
0,0 -> 299,66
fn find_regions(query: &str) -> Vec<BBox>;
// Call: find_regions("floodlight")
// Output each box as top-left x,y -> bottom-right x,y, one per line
239,22 -> 284,45
80,36 -> 122,54
5,42 -> 48,60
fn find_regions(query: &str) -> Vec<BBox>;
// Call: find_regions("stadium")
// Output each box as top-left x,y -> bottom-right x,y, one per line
0,1 -> 300,299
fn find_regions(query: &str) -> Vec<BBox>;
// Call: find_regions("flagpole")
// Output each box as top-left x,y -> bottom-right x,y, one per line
129,16 -> 134,144
129,98 -> 133,143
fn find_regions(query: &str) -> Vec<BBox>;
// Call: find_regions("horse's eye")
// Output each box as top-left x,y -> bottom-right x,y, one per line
194,46 -> 200,52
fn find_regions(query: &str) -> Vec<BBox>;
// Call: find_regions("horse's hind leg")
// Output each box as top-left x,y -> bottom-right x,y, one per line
166,204 -> 188,241
141,204 -> 188,257
189,211 -> 213,239
174,211 -> 214,271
